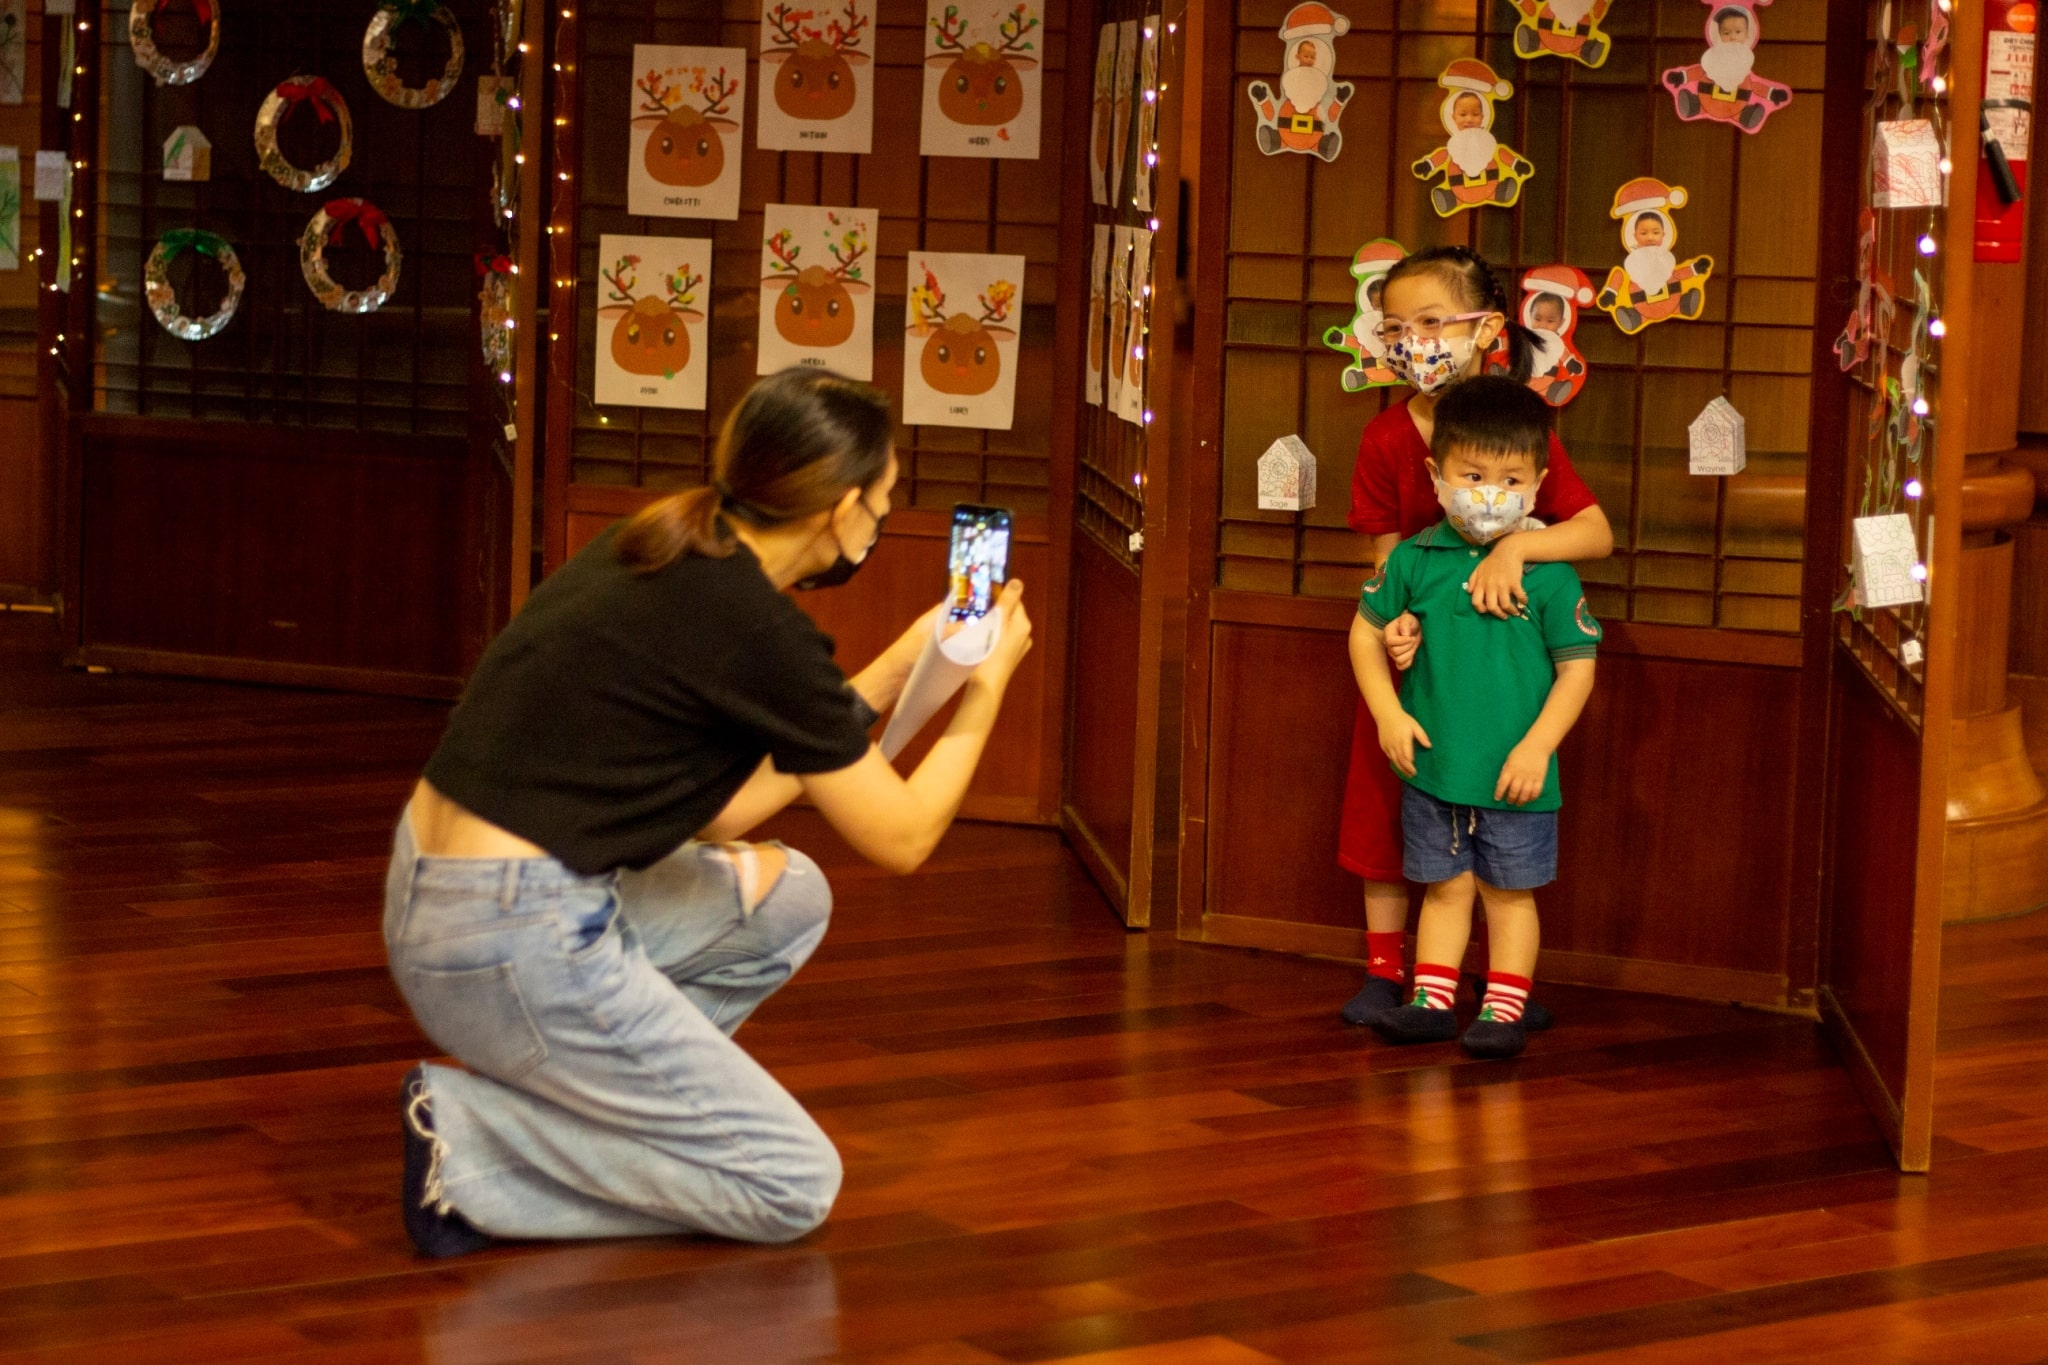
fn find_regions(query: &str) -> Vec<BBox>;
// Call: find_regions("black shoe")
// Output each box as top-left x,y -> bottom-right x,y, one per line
1522,999 -> 1554,1032
1340,976 -> 1405,1025
1461,1011 -> 1527,1059
1371,1003 -> 1459,1045
402,1066 -> 495,1259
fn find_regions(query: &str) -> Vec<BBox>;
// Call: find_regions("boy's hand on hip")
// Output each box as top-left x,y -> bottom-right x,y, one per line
1495,740 -> 1550,805
1385,612 -> 1422,671
1376,710 -> 1431,777
1470,539 -> 1530,618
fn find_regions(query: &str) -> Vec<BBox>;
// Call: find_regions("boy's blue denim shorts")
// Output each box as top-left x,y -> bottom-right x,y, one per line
1401,784 -> 1558,890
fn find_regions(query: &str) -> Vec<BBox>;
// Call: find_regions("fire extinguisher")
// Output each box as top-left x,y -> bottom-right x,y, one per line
1976,0 -> 2035,262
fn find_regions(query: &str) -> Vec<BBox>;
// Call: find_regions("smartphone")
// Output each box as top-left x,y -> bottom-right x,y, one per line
946,504 -> 1012,623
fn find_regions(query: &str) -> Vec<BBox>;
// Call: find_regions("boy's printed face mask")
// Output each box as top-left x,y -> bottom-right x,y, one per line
1436,479 -> 1529,544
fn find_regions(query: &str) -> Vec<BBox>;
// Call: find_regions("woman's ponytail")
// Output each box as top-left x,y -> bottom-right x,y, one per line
615,368 -> 894,576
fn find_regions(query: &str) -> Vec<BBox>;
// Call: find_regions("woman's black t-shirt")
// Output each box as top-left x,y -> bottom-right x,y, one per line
423,526 -> 874,874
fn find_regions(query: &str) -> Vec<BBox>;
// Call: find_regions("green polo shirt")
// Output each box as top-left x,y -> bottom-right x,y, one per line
1357,520 -> 1601,812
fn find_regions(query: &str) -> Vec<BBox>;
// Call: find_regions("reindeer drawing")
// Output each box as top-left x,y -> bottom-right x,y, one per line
600,254 -> 704,380
763,221 -> 869,349
763,2 -> 869,121
633,66 -> 740,188
910,267 -> 1015,396
928,4 -> 1039,127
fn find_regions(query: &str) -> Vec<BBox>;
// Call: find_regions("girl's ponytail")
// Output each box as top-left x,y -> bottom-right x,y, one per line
1382,245 -> 1535,383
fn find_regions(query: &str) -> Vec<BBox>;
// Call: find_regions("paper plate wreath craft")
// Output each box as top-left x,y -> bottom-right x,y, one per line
1321,238 -> 1405,392
1509,0 -> 1613,67
130,0 -> 221,87
1247,3 -> 1355,164
1411,61 -> 1534,216
300,199 -> 403,314
1516,266 -> 1595,407
478,253 -> 514,380
363,0 -> 467,110
145,230 -> 245,341
255,77 -> 354,193
1661,0 -> 1792,133
1594,178 -> 1712,335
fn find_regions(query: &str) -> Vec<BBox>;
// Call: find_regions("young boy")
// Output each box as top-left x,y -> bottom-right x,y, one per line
1349,376 -> 1600,1059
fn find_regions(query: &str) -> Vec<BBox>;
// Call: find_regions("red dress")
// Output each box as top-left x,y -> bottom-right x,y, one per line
1339,397 -> 1600,879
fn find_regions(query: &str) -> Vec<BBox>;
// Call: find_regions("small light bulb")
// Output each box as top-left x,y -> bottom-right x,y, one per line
1929,318 -> 1947,337
1932,75 -> 1947,93
1913,397 -> 1930,416
1938,157 -> 1953,175
508,97 -> 522,110
1167,21 -> 1177,32
499,371 -> 513,383
1134,345 -> 1145,359
1910,563 -> 1929,582
1918,234 -> 1937,255
1148,218 -> 1160,230
1905,478 -> 1924,497
1143,410 -> 1154,424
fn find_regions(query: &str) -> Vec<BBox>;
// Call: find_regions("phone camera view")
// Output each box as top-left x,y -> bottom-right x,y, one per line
947,505 -> 1012,623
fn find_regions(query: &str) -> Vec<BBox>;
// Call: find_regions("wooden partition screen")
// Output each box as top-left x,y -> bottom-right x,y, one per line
540,0 -> 1082,824
1178,0 -> 1858,1005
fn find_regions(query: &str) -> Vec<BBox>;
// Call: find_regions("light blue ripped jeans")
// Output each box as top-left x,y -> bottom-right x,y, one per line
382,814 -> 841,1245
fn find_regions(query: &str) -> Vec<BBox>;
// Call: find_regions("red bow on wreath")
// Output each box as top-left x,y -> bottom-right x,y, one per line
155,0 -> 217,24
474,252 -> 513,277
276,77 -> 342,124
323,199 -> 390,249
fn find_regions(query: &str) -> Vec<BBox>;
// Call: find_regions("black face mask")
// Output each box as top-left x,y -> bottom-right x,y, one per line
794,499 -> 886,591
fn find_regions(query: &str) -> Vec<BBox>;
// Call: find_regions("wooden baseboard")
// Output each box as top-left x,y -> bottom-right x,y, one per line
1190,914 -> 1790,1006
67,645 -> 463,701
1818,984 -> 1920,1171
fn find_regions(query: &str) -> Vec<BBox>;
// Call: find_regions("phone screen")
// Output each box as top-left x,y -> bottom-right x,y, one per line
947,504 -> 1012,623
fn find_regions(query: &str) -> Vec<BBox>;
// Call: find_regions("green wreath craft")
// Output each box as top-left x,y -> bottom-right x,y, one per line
129,0 -> 221,87
145,230 -> 245,340
363,1 -> 466,110
255,77 -> 354,193
300,199 -> 402,314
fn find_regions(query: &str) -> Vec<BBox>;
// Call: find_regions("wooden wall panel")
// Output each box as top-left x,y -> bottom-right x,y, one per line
1063,534 -> 1142,896
0,399 -> 45,599
75,421 -> 474,693
1197,617 -> 1802,1002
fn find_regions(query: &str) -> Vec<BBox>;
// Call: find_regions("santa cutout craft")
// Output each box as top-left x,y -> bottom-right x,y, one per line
1411,61 -> 1534,216
1661,0 -> 1792,134
1247,3 -> 1354,163
1595,178 -> 1713,335
1518,266 -> 1594,406
1509,0 -> 1613,67
1321,238 -> 1405,392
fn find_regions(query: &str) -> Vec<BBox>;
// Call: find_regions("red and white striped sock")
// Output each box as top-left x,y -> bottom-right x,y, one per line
1479,971 -> 1531,1024
1410,962 -> 1458,1011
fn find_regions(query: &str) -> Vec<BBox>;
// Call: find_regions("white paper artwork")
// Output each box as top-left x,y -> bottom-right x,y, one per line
1872,119 -> 1945,209
627,45 -> 745,220
1088,24 -> 1116,205
1132,17 -> 1161,212
758,203 -> 875,380
921,0 -> 1043,160
902,250 -> 1026,429
162,125 -> 211,181
1852,513 -> 1925,609
879,606 -> 1004,759
1688,396 -> 1746,475
1116,227 -> 1153,425
1258,435 -> 1318,511
1105,225 -> 1133,414
594,234 -> 711,411
758,0 -> 874,154
1108,19 -> 1138,198
1085,224 -> 1110,407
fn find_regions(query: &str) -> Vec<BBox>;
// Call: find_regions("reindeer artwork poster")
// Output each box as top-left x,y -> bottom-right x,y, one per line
1131,18 -> 1162,212
594,234 -> 711,411
1108,20 -> 1138,202
1116,228 -> 1154,426
1105,225 -> 1133,414
758,1 -> 874,154
920,1 -> 1043,160
757,204 -> 875,379
1086,224 -> 1110,406
901,251 -> 1027,429
1088,25 -> 1116,205
627,46 -> 746,220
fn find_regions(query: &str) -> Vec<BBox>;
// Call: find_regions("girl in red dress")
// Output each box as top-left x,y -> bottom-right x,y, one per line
1339,247 -> 1614,1025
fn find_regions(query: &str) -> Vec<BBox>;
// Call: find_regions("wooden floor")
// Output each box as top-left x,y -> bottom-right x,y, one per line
3,613 -> 2047,1363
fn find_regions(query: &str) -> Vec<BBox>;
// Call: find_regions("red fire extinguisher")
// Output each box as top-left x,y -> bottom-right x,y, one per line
1977,0 -> 2035,262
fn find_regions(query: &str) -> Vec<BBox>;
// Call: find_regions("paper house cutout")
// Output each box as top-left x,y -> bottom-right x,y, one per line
1899,638 -> 1924,667
163,126 -> 211,182
1852,513 -> 1925,609
1257,435 -> 1318,511
1872,120 -> 1945,208
1689,396 -> 1746,475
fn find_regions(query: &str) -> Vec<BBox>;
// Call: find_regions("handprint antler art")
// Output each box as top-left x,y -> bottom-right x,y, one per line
927,3 -> 1039,127
632,63 -> 741,189
764,0 -> 870,122
601,252 -> 704,380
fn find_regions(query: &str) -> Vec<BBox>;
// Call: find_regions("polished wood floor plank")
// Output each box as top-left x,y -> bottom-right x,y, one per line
3,612 -> 2048,1360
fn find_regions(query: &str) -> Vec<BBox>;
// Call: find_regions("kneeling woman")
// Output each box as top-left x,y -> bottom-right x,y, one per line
387,370 -> 1032,1256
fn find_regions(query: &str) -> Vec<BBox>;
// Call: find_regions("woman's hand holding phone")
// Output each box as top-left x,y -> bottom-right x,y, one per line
971,580 -> 1033,694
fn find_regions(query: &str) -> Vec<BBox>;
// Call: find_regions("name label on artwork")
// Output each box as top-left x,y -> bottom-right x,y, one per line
949,405 -> 970,415
800,130 -> 827,140
967,136 -> 992,146
799,356 -> 827,367
640,385 -> 659,395
664,196 -> 702,208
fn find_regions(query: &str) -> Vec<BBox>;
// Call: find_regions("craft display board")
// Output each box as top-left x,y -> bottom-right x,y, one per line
626,45 -> 745,220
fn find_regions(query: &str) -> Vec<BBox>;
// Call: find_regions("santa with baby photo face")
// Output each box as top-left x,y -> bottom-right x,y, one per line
1409,60 -> 1534,217
1246,3 -> 1354,163
1661,0 -> 1793,133
1518,266 -> 1593,407
1508,0 -> 1614,67
1594,178 -> 1714,335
